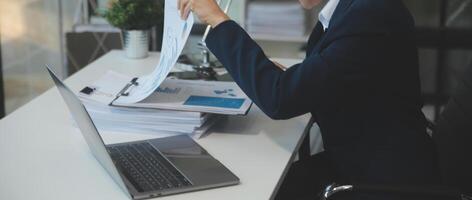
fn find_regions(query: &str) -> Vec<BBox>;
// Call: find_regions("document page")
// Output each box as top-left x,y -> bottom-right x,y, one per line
114,79 -> 253,115
81,72 -> 253,115
114,0 -> 194,104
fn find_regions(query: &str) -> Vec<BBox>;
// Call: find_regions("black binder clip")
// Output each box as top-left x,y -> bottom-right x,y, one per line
108,77 -> 140,106
80,86 -> 96,95
115,77 -> 139,99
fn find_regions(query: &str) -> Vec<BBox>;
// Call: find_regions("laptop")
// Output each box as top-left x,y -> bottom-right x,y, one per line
46,67 -> 239,199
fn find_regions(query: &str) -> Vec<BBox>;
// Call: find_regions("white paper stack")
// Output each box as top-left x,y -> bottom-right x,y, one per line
78,73 -> 252,139
80,97 -> 222,139
247,2 -> 306,37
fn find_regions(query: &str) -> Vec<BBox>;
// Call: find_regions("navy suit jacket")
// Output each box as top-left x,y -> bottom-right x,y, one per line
206,0 -> 438,185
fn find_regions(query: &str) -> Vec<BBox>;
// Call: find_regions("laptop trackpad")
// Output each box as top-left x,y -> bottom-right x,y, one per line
148,135 -> 239,186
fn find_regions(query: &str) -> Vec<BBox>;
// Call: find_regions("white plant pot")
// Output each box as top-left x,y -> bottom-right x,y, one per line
122,30 -> 149,59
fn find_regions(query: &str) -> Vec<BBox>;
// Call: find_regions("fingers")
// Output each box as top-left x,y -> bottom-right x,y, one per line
182,1 -> 192,20
178,0 -> 189,19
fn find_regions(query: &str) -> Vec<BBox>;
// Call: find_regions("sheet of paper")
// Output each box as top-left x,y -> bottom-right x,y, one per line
115,0 -> 194,104
78,71 -> 130,105
114,79 -> 253,115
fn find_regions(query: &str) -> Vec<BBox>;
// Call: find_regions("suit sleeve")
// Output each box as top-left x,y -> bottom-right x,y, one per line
206,20 -> 378,120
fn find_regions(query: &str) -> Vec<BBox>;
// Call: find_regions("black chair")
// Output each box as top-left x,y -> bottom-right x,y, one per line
321,64 -> 472,200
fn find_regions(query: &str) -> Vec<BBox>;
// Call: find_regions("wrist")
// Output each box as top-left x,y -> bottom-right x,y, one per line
209,13 -> 230,28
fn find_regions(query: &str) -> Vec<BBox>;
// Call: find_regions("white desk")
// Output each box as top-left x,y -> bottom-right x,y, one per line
0,50 -> 311,200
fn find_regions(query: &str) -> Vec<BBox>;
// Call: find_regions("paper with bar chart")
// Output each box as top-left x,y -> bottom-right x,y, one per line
92,0 -> 195,105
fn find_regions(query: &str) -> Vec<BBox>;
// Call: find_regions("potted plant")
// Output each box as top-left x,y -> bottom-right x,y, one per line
105,0 -> 164,59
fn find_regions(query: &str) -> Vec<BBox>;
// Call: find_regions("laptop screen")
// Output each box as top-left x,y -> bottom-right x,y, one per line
46,66 -> 131,198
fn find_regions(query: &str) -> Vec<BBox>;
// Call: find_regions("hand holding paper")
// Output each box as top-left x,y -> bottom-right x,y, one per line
114,0 -> 195,104
178,0 -> 229,28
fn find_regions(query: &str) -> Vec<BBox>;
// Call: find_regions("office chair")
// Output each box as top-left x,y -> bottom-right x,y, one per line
320,64 -> 472,200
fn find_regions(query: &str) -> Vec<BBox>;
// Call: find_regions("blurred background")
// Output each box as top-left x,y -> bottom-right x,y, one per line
1,0 -> 471,121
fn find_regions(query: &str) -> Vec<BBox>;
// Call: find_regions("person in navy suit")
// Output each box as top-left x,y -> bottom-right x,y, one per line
179,0 -> 439,199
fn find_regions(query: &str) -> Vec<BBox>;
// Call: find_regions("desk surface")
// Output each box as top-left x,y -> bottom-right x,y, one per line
0,50 -> 310,200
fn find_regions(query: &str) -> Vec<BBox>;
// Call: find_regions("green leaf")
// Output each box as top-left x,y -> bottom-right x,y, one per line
104,0 -> 164,30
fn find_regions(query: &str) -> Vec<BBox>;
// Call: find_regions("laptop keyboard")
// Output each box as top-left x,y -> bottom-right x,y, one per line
107,142 -> 192,192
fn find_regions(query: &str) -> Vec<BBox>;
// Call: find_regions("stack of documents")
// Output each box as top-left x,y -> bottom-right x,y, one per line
79,73 -> 252,138
247,2 -> 306,37
80,98 -> 221,138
